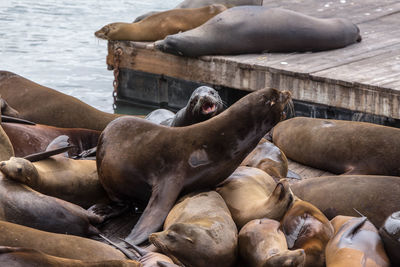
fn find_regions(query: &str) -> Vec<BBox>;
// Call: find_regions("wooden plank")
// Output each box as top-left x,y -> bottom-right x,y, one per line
287,159 -> 333,180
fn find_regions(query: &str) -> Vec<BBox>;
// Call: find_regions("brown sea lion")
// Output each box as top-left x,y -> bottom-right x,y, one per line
2,121 -> 100,158
149,191 -> 237,267
273,117 -> 400,176
0,246 -> 141,267
239,218 -> 306,267
133,0 -> 262,22
0,156 -> 107,209
155,7 -> 361,57
96,88 -> 290,244
145,86 -> 224,126
240,138 -> 288,180
96,87 -> 291,245
216,167 -> 294,228
0,172 -> 102,236
326,216 -> 390,267
95,5 -> 227,41
379,211 -> 400,266
0,71 -> 121,131
291,175 -> 400,227
0,220 -> 127,261
280,199 -> 334,267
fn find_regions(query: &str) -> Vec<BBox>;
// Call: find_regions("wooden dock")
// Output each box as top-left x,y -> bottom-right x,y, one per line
106,0 -> 400,126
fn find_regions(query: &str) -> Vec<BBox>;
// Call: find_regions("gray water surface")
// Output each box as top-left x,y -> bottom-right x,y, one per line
0,0 -> 180,113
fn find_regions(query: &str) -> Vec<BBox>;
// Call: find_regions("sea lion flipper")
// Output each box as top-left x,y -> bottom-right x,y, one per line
124,177 -> 184,246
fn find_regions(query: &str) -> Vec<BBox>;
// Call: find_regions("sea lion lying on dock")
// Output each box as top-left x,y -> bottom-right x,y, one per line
0,71 -> 121,131
96,87 -> 291,245
95,5 -> 227,42
0,246 -> 141,267
326,216 -> 390,267
216,167 -> 293,228
291,175 -> 400,227
155,7 -> 361,57
273,117 -> 400,176
238,218 -> 306,267
280,199 -> 334,267
0,220 -> 126,261
149,191 -> 238,267
145,86 -> 224,126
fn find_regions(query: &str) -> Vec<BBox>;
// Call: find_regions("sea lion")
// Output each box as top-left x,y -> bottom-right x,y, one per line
280,199 -> 334,267
216,167 -> 294,228
379,211 -> 400,265
238,218 -> 306,267
149,191 -> 237,267
291,175 -> 400,227
0,156 -> 107,209
145,86 -> 224,126
96,87 -> 291,245
0,220 -> 127,261
0,96 -> 19,118
133,0 -> 263,22
2,121 -> 100,158
0,172 -> 102,236
95,5 -> 227,41
0,120 -> 14,162
240,138 -> 288,180
326,216 -> 390,267
273,117 -> 400,176
155,7 -> 361,57
0,71 -> 121,131
0,246 -> 141,267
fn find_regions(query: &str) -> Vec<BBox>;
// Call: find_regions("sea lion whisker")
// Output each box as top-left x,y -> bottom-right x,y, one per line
353,208 -> 367,218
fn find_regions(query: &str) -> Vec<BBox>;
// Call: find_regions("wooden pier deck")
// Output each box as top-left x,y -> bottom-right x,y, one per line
106,0 -> 400,124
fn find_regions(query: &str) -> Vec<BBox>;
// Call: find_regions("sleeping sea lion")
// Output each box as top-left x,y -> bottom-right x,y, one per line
145,86 -> 224,126
273,117 -> 400,176
216,167 -> 294,228
96,87 -> 291,245
149,191 -> 237,267
238,218 -> 305,267
280,199 -> 334,267
95,5 -> 227,41
155,7 -> 361,57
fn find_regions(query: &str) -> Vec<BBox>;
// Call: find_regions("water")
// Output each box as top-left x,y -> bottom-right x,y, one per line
0,0 -> 180,113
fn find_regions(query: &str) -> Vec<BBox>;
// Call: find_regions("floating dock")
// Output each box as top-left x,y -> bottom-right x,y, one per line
105,0 -> 400,127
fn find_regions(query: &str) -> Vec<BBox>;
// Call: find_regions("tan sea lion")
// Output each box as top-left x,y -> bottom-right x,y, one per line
280,199 -> 334,267
0,172 -> 102,236
133,0 -> 262,22
145,86 -> 224,126
0,220 -> 126,261
0,71 -> 121,131
216,166 -> 294,228
291,175 -> 400,227
326,216 -> 390,267
155,7 -> 361,57
95,5 -> 227,42
239,218 -> 306,267
149,191 -> 237,267
379,211 -> 400,266
96,87 -> 291,245
273,117 -> 400,176
240,138 -> 288,180
0,246 -> 141,267
0,156 -> 107,209
2,121 -> 100,158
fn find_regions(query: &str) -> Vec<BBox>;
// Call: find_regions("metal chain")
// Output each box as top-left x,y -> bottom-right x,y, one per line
112,47 -> 123,110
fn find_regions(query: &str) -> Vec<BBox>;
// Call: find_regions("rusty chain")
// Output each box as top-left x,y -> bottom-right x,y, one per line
112,47 -> 123,110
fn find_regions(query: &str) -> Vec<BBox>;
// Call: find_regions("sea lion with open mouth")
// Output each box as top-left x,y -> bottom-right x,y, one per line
96,87 -> 291,245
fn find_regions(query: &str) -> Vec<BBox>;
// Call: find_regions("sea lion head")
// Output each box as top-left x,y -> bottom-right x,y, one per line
150,220 -> 227,266
95,23 -> 123,40
263,179 -> 295,221
187,86 -> 224,121
0,157 -> 39,185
